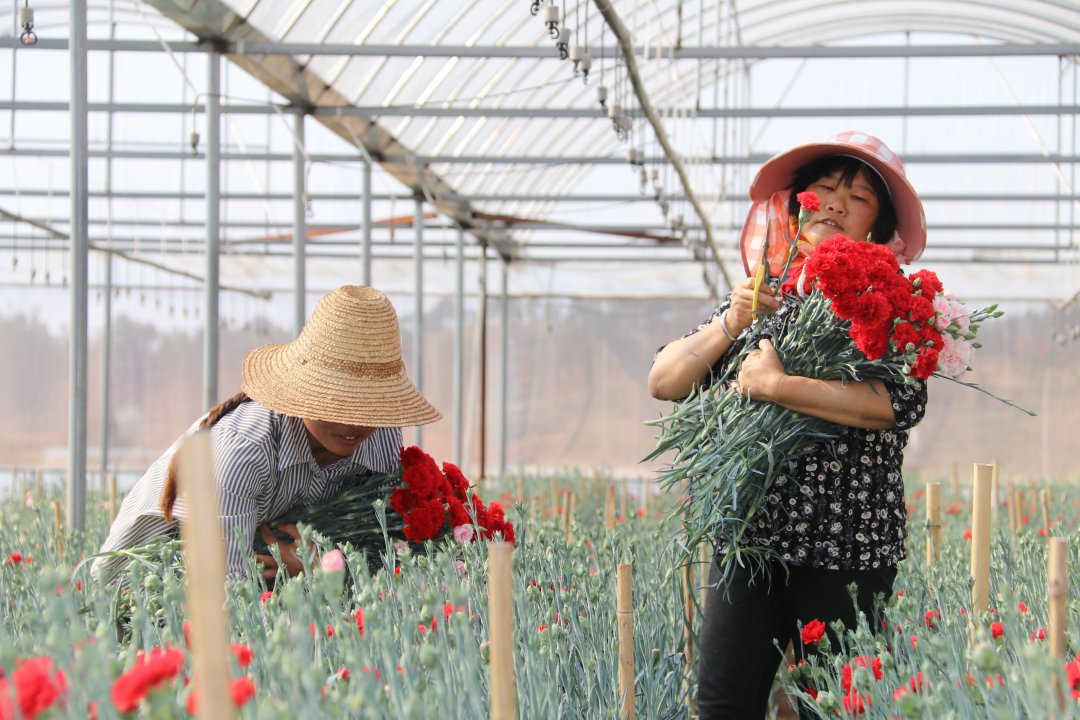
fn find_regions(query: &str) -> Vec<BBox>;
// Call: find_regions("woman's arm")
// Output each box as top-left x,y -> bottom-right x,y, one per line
649,278 -> 781,401
735,338 -> 896,429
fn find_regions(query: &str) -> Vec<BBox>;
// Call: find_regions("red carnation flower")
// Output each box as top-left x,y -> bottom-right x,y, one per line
800,619 -> 826,646
0,657 -> 68,720
991,621 -> 1004,640
230,643 -> 253,668
796,191 -> 821,211
111,647 -> 184,713
354,608 -> 365,636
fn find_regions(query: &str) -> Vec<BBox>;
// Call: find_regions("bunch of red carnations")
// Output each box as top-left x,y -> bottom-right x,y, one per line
256,446 -> 514,569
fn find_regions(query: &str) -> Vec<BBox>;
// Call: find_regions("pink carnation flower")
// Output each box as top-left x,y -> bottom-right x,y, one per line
936,334 -> 974,379
320,549 -> 346,573
453,524 -> 475,544
932,292 -> 970,333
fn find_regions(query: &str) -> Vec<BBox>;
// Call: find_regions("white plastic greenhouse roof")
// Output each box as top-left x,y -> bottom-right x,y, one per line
1,0 -> 1079,302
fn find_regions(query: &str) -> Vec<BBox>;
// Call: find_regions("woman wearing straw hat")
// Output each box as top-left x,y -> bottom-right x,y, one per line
649,132 -> 929,718
92,286 -> 440,583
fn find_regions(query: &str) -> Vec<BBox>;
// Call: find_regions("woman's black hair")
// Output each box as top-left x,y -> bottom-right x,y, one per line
787,155 -> 897,245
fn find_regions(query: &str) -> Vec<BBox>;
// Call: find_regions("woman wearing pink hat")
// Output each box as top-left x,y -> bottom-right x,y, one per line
649,132 -> 928,718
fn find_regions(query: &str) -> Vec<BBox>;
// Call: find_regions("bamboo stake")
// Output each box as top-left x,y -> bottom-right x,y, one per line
1049,538 -> 1068,711
619,482 -> 627,519
177,432 -> 234,720
926,482 -> 942,566
562,490 -> 572,542
989,459 -> 999,528
682,558 -> 695,707
488,542 -> 517,720
971,464 -> 993,616
549,477 -> 558,516
616,563 -> 636,720
568,491 -> 576,527
604,485 -> 616,529
1040,488 -> 1052,533
108,473 -> 118,523
52,500 -> 63,557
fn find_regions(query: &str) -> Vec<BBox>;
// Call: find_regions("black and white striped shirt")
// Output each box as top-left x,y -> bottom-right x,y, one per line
92,401 -> 402,582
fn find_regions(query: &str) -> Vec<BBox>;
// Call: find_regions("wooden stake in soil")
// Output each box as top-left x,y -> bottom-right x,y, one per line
604,485 -> 616,529
989,459 -> 999,528
488,541 -> 517,720
925,482 -> 942,566
562,490 -> 573,542
970,464 -> 993,616
108,474 -> 118,523
1049,538 -> 1069,711
1048,538 -> 1068,660
52,500 -> 63,557
176,432 -> 234,720
1040,488 -> 1051,533
616,563 -> 636,720
619,483 -> 628,519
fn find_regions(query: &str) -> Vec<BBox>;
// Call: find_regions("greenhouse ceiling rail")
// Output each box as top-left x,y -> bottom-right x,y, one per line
2,38 -> 1078,58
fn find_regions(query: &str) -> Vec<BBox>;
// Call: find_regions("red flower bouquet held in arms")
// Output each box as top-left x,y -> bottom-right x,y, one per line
255,446 -> 514,571
648,226 -> 1031,587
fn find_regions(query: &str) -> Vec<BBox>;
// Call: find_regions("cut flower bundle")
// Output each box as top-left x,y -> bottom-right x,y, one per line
255,445 -> 515,568
649,230 -> 1030,585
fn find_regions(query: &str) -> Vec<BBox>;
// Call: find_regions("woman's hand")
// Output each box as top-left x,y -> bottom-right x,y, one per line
733,338 -> 787,402
726,276 -> 781,335
255,522 -> 306,580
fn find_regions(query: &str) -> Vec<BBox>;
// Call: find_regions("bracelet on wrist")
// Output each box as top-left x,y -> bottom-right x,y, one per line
719,309 -> 739,342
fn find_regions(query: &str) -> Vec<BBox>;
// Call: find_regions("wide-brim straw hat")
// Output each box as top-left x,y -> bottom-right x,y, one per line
241,286 -> 441,427
740,130 -> 926,275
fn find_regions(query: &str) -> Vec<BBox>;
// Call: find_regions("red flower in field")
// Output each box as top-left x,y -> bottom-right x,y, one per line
985,674 -> 1005,688
186,677 -> 257,714
111,647 -> 184,713
0,656 -> 68,720
230,644 -> 253,668
259,591 -> 273,604
991,621 -> 1004,640
337,667 -> 351,682
6,552 -> 21,566
1030,627 -> 1046,642
963,528 -> 972,540
354,608 -> 365,636
1065,655 -> 1080,699
183,622 -> 192,649
923,609 -> 940,629
796,191 -> 821,211
442,602 -> 455,620
800,619 -> 827,647
538,624 -> 548,633
841,689 -> 870,716
841,656 -> 883,694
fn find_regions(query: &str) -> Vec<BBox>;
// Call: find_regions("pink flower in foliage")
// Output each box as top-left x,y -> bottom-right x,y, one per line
320,549 -> 345,573
453,525 -> 475,544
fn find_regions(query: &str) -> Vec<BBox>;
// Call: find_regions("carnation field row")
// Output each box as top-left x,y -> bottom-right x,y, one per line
1,470 -> 1079,719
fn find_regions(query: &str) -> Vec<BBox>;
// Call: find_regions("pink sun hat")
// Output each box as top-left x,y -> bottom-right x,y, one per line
740,131 -> 927,277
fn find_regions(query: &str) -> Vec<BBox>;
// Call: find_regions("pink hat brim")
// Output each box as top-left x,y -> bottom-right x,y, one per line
748,140 -> 926,263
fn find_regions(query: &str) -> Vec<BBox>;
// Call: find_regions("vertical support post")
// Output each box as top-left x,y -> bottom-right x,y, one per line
100,0 -> 116,479
204,48 -> 221,411
971,464 -> 992,616
562,489 -> 572,542
413,193 -> 424,448
453,230 -> 464,465
68,0 -> 90,534
108,473 -> 117,523
604,485 -> 616,529
616,563 -> 636,720
990,458 -> 1000,529
1041,488 -> 1052,533
478,251 -> 488,483
177,433 -> 234,720
293,113 -> 306,337
361,158 -> 372,286
926,481 -> 941,566
488,542 -> 517,720
498,259 -> 509,481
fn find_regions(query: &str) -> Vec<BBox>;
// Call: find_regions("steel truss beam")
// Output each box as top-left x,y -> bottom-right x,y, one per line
6,148 -> 1079,165
2,38 -> 1077,58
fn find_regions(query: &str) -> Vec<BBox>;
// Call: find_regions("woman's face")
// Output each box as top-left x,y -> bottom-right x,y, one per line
303,419 -> 377,460
797,167 -> 881,255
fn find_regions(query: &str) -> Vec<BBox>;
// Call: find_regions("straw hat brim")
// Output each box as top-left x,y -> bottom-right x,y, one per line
241,341 -> 441,428
748,140 -> 926,263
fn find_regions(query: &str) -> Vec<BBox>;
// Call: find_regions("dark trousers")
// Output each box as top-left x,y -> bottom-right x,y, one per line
696,556 -> 896,720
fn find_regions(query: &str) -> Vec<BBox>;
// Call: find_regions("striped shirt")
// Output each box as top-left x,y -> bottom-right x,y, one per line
91,401 -> 402,582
